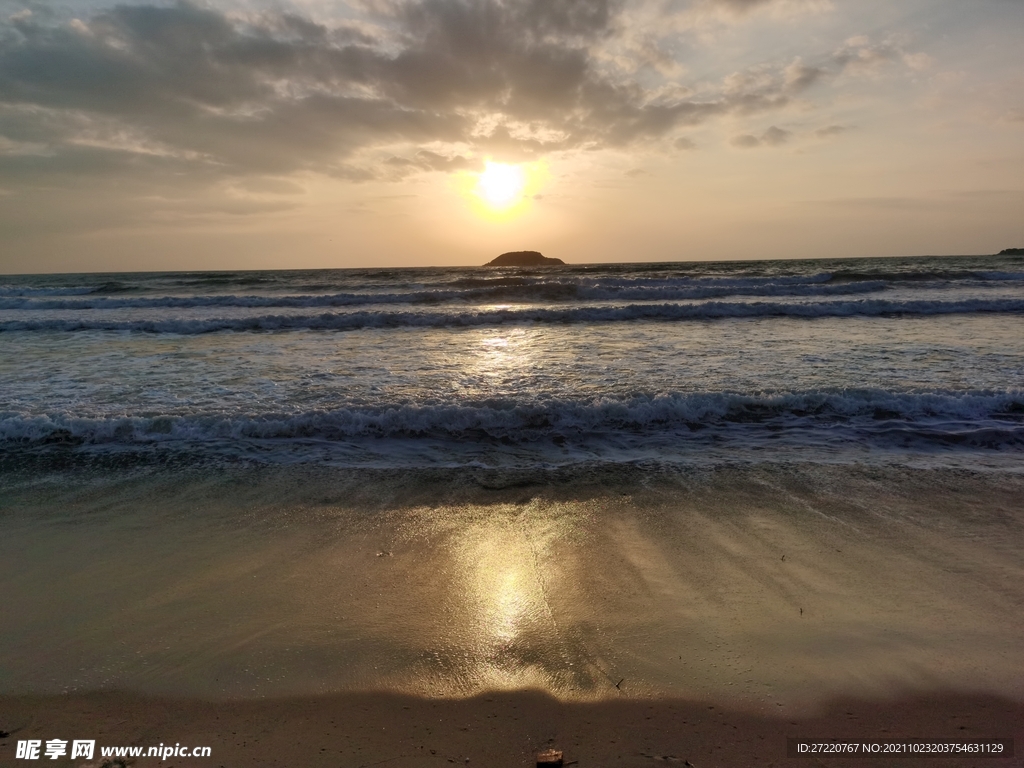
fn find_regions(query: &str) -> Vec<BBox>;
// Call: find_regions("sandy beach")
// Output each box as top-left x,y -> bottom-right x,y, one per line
2,462 -> 1023,766
2,689 -> 1022,767
2,0 -> 1024,761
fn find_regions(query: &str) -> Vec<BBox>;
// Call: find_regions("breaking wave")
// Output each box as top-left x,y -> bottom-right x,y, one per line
3,297 -> 1023,333
3,266 -> 1022,311
0,279 -> 888,310
3,390 -> 1022,448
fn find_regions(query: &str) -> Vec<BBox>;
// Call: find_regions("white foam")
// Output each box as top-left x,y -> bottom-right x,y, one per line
2,390 -> 1021,446
3,297 -> 1023,333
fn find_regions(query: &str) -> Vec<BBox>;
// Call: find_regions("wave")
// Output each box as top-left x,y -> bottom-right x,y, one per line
3,297 -> 1023,333
0,291 -> 429,311
0,281 -> 134,297
2,391 -> 1021,448
4,267 -> 1021,310
0,279 -> 889,310
0,285 -> 98,297
825,269 -> 1024,283
975,271 -> 1024,281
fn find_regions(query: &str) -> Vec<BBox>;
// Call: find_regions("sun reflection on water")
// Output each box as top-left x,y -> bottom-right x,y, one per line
479,562 -> 530,647
450,511 -> 557,690
459,329 -> 538,393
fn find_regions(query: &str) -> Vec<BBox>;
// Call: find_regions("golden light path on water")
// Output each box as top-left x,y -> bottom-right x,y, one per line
460,518 -> 554,690
458,332 -> 560,689
417,331 -> 598,696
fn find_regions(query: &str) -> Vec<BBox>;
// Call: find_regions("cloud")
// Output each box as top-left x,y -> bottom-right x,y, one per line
700,0 -> 824,16
0,0 -> 930,233
691,0 -> 830,16
0,0 -> 850,190
815,124 -> 846,138
730,133 -> 761,148
831,35 -> 906,78
783,57 -> 824,91
383,149 -> 476,176
675,0 -> 833,28
801,195 -> 940,211
235,177 -> 306,195
902,52 -> 933,72
999,108 -> 1024,125
730,124 -> 789,147
762,125 -> 790,145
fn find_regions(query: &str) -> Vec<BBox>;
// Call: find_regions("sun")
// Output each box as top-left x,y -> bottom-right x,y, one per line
454,159 -> 547,220
475,162 -> 526,209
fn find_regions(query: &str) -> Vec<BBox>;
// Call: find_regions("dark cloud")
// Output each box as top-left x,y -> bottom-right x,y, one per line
0,0 -> 839,188
384,149 -> 476,175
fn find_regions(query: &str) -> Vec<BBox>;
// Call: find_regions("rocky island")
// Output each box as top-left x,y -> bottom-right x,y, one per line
998,248 -> 1024,255
484,250 -> 565,266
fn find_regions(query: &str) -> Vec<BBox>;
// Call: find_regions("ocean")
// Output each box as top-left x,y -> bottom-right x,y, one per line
2,254 -> 1023,706
2,253 -> 1023,469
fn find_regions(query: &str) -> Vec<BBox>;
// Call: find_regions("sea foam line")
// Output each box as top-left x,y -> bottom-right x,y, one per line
2,390 -> 1022,444
4,267 -> 1022,309
0,279 -> 888,310
2,297 -> 1024,333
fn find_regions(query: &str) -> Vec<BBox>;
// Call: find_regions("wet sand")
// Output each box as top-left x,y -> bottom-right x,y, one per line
1,462 -> 1023,765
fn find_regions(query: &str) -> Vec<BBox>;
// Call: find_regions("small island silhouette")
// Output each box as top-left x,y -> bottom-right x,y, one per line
484,250 -> 565,266
999,248 -> 1024,256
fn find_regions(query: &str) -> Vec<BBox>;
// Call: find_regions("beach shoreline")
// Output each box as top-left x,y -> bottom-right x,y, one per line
3,689 -> 1022,767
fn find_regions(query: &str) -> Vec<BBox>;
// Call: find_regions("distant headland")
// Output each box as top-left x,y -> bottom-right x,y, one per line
999,248 -> 1024,255
484,251 -> 565,267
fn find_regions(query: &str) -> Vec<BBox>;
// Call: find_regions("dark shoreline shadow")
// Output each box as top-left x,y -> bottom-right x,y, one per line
1,689 -> 1021,767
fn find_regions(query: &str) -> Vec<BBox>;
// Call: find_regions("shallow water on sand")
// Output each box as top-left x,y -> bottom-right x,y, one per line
2,463 -> 1022,710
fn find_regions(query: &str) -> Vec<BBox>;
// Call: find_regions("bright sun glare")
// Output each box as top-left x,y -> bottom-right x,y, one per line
458,159 -> 546,219
475,162 -> 526,209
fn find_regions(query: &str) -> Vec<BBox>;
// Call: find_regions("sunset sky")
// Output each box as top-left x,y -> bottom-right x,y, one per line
0,0 -> 1021,273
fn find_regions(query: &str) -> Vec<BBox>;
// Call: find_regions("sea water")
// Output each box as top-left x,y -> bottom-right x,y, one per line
2,255 -> 1023,704
2,254 -> 1023,469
